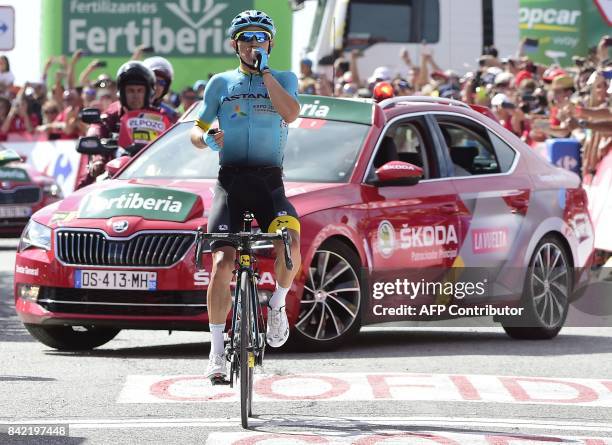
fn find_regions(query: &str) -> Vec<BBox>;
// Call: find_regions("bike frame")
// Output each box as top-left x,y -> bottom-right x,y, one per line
228,215 -> 265,387
194,212 -> 292,427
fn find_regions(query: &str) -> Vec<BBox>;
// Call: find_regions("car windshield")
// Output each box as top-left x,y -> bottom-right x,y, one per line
118,119 -> 370,183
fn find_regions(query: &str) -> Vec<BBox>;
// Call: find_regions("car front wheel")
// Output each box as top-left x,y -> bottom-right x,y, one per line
292,239 -> 363,351
502,235 -> 572,340
24,324 -> 121,350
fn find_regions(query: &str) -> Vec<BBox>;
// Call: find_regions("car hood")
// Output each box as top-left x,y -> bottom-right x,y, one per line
0,161 -> 55,190
34,178 -> 357,232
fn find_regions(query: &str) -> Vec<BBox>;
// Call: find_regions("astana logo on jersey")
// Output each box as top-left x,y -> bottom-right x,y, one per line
231,105 -> 247,119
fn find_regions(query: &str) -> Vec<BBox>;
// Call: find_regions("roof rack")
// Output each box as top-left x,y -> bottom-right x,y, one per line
378,95 -> 470,110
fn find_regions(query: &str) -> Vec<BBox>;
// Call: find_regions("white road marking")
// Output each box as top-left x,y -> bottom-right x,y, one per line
117,372 -> 612,407
1,416 -> 612,433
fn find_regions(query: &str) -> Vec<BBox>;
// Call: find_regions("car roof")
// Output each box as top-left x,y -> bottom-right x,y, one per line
180,95 -> 498,128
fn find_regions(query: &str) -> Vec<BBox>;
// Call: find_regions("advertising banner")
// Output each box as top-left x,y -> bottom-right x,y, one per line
2,136 -> 82,196
519,0 -> 610,66
78,185 -> 199,221
587,150 -> 612,252
41,0 -> 293,91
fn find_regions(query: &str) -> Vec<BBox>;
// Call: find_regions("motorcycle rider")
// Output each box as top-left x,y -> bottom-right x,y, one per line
143,56 -> 179,124
75,61 -> 157,189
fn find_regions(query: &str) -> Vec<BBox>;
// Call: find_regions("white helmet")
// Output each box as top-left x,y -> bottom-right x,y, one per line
143,56 -> 174,98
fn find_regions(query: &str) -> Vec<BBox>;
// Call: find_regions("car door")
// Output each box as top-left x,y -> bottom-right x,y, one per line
363,115 -> 463,297
431,114 -> 532,278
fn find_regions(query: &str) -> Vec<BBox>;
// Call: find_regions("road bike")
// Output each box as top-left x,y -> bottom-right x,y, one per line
195,212 -> 292,428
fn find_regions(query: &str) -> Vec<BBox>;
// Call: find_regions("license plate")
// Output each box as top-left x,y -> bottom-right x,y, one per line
74,270 -> 157,290
0,206 -> 32,218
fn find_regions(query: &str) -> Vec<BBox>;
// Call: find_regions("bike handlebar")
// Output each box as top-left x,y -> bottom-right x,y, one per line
194,227 -> 293,271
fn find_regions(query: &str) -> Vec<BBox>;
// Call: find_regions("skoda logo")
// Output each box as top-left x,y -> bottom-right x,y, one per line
112,220 -> 129,233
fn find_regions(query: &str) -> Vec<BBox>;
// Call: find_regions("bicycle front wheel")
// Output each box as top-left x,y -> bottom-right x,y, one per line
239,270 -> 254,428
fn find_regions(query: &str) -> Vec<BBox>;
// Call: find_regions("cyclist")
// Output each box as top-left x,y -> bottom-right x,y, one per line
143,56 -> 179,124
190,9 -> 301,382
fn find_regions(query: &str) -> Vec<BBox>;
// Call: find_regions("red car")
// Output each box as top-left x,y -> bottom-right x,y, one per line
14,95 -> 594,350
0,149 -> 62,238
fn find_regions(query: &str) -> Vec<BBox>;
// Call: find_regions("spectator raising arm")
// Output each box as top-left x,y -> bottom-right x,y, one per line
349,49 -> 362,88
596,36 -> 610,64
51,55 -> 68,105
416,51 -> 430,91
1,85 -> 35,135
78,59 -> 104,87
131,44 -> 151,61
41,56 -> 55,84
67,49 -> 83,89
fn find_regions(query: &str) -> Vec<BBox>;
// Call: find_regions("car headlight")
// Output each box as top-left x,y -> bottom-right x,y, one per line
42,183 -> 63,199
19,221 -> 52,252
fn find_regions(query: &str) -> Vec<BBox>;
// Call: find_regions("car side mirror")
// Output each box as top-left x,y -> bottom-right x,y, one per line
372,161 -> 423,186
105,156 -> 130,176
79,108 -> 102,124
0,149 -> 22,166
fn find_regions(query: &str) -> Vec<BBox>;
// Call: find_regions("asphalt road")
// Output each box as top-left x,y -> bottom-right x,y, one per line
1,238 -> 612,444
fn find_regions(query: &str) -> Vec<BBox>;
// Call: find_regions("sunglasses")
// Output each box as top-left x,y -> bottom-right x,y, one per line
234,31 -> 271,43
156,78 -> 169,87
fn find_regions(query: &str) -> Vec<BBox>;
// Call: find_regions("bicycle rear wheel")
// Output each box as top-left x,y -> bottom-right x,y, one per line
239,270 -> 254,428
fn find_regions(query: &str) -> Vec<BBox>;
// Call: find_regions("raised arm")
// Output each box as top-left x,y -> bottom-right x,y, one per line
262,71 -> 300,123
67,49 -> 83,89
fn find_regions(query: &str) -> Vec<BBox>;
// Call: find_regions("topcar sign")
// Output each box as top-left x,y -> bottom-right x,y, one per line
65,0 -> 253,56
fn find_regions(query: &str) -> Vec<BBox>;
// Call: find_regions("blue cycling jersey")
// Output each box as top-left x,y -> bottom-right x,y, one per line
195,67 -> 298,167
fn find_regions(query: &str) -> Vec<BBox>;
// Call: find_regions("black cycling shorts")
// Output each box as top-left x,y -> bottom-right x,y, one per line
207,166 -> 300,250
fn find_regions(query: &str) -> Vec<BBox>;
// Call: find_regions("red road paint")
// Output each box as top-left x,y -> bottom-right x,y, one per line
499,376 -> 599,404
448,375 -> 482,401
115,373 -> 612,406
150,376 -> 233,402
367,374 -> 436,399
255,375 -> 351,400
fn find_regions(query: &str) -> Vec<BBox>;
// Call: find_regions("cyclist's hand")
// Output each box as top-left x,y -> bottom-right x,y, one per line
254,47 -> 270,73
203,129 -> 224,151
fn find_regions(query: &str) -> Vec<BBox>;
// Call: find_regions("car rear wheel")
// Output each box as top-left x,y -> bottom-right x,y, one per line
502,235 -> 572,340
291,239 -> 363,351
24,324 -> 121,350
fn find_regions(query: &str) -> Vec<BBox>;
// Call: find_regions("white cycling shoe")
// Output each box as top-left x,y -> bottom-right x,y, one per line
266,306 -> 290,347
206,353 -> 228,383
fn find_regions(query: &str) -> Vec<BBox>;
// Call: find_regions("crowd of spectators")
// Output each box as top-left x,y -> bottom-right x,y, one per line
298,36 -> 612,177
0,46 -> 204,142
0,36 -> 610,177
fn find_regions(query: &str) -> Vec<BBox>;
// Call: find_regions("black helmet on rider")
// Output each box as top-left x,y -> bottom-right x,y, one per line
116,61 -> 156,109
